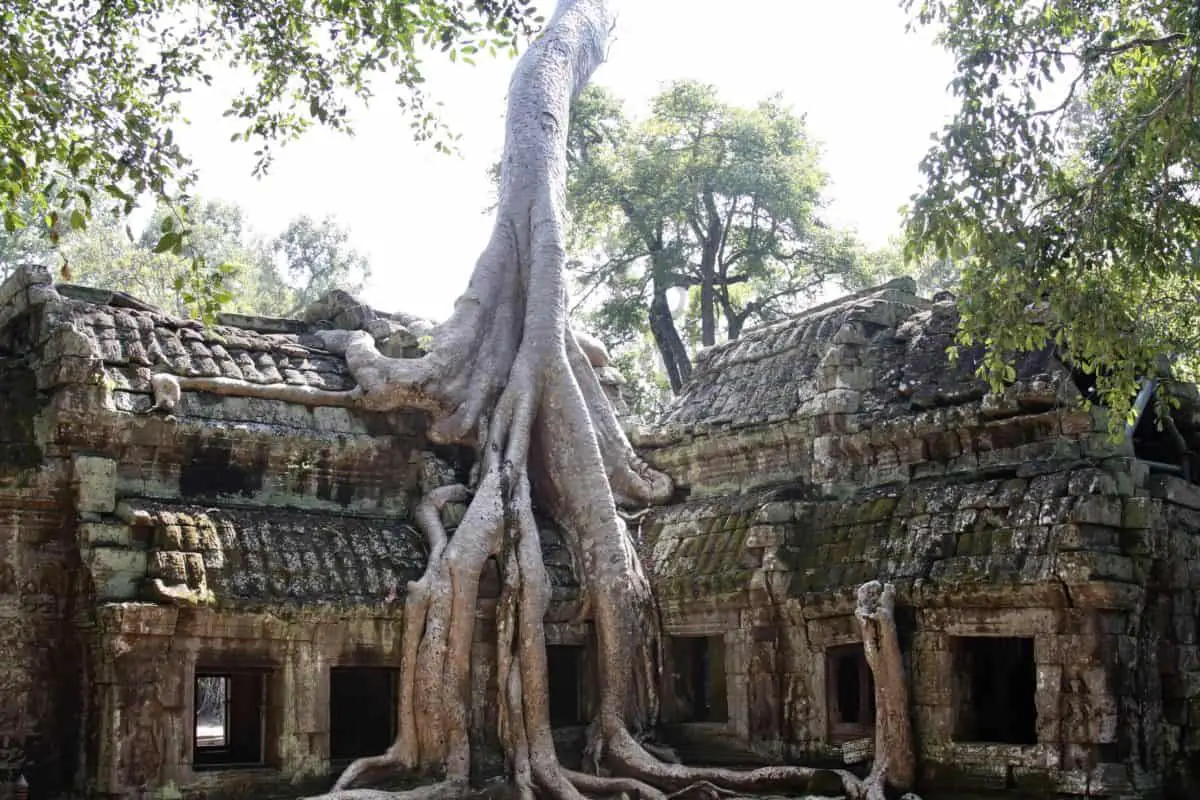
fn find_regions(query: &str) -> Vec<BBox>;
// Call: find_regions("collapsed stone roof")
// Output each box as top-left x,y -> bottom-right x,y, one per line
0,268 -> 630,417
118,500 -> 427,607
86,497 -> 579,611
0,271 -> 364,412
641,465 -> 1139,610
655,277 -> 1078,437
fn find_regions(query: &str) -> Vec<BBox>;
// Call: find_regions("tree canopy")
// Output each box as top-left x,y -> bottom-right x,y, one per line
0,197 -> 369,319
564,81 -> 858,393
1,0 -> 540,302
904,0 -> 1200,425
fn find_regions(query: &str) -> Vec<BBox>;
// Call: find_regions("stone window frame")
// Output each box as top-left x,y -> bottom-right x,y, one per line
949,634 -> 1038,746
805,616 -> 874,749
824,643 -> 875,742
913,609 -> 1062,768
670,635 -> 730,723
661,618 -> 734,728
190,666 -> 272,770
186,650 -> 283,775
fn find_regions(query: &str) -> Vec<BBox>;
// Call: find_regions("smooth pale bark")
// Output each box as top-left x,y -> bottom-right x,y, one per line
297,1 -> 921,799
856,581 -> 917,799
144,373 -> 364,413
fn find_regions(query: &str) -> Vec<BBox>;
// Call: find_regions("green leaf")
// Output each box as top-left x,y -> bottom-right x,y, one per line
153,232 -> 181,254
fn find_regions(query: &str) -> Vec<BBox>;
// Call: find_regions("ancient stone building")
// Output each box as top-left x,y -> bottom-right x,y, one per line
635,280 -> 1200,797
0,266 -> 1197,798
0,267 -> 586,799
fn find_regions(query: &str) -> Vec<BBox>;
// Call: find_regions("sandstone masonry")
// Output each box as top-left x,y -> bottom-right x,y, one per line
0,268 -> 1197,798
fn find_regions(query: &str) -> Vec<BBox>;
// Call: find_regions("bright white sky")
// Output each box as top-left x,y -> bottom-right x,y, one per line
177,0 -> 958,320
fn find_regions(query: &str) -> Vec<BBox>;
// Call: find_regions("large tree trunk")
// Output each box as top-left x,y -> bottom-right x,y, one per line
648,281 -> 692,393
726,310 -> 748,341
296,2 -> 920,798
698,191 -> 722,348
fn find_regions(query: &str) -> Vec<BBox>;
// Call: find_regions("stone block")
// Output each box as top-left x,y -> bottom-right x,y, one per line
1070,495 -> 1124,527
1150,474 -> 1200,510
1011,766 -> 1058,794
88,548 -> 148,600
1088,763 -> 1134,794
154,523 -> 182,550
149,551 -> 188,584
1054,769 -> 1090,794
1053,523 -> 1120,552
1056,552 -> 1134,584
755,502 -> 793,525
1081,433 -> 1133,459
80,522 -> 133,548
73,454 -> 117,513
1121,496 -> 1154,529
183,553 -> 207,589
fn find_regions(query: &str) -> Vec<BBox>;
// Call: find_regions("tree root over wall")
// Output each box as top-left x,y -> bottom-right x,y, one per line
289,1 -> 922,798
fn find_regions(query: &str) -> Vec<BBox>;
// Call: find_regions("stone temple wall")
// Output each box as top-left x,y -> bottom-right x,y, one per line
3,265 -> 1200,799
0,267 -> 439,798
0,266 -> 596,799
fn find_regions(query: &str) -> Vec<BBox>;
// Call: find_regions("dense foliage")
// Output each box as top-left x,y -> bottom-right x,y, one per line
1,0 -> 539,310
904,0 -> 1200,424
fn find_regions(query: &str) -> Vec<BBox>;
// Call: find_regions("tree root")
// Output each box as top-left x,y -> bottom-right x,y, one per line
298,2 -> 922,800
565,332 -> 673,508
605,729 -> 867,800
303,780 -> 469,800
854,581 -> 915,799
142,372 -> 364,414
663,781 -> 740,800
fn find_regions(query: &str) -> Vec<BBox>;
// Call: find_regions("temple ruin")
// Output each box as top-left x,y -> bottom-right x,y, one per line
1,265 -> 1198,798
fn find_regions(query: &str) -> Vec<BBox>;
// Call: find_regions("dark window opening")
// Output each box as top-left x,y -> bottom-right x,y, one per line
193,671 -> 267,768
546,646 -> 587,727
670,636 -> 727,723
1130,389 -> 1196,482
1069,366 -> 1100,406
952,636 -> 1037,745
826,644 -> 875,740
330,667 -> 398,760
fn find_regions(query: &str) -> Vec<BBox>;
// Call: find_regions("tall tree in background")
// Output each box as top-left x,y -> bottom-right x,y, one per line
274,214 -> 371,314
904,0 -> 1200,423
136,199 -> 293,317
1,0 -> 541,304
852,239 -> 962,297
566,82 -> 856,393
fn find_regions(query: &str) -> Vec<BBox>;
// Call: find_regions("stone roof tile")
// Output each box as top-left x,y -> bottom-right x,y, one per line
656,279 -> 1071,433
60,303 -> 360,393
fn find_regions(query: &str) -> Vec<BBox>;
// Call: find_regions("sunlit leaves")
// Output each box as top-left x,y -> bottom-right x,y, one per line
903,0 -> 1200,428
